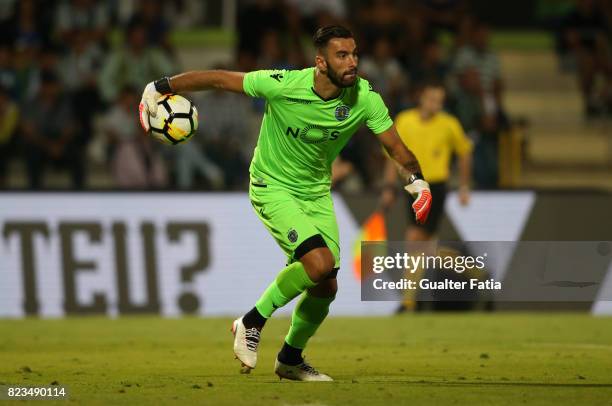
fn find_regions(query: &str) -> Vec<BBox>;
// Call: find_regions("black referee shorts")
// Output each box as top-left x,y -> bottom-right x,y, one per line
405,182 -> 447,235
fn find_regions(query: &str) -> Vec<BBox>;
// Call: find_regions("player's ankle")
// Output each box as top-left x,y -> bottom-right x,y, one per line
277,341 -> 303,366
242,307 -> 267,330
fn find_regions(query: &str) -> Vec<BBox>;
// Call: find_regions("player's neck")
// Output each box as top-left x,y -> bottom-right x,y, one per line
313,69 -> 342,100
418,109 -> 435,122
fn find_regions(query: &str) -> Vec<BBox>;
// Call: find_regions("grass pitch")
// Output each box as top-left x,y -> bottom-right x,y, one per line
1,314 -> 611,405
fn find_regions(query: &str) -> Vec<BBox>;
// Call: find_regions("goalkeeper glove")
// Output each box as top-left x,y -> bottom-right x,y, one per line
138,76 -> 173,132
404,173 -> 432,225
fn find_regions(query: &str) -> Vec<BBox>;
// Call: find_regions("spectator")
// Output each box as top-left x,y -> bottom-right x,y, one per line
359,36 -> 407,113
0,0 -> 53,47
0,85 -> 19,188
408,38 -> 449,86
98,21 -> 174,103
285,0 -> 347,34
419,0 -> 469,34
356,0 -> 404,54
449,66 -> 508,189
14,42 -> 64,106
453,22 -> 503,108
173,139 -> 225,190
193,85 -> 252,189
451,22 -> 510,189
449,67 -> 483,135
59,29 -> 104,93
20,71 -> 85,189
248,30 -> 298,114
236,0 -> 291,70
558,0 -> 612,116
257,30 -> 295,70
13,41 -> 40,105
398,6 -> 430,64
102,86 -> 168,189
0,0 -> 16,22
163,0 -> 205,29
60,28 -> 104,150
54,0 -> 110,46
127,0 -> 174,57
0,45 -> 17,98
39,43 -> 62,75
451,14 -> 476,54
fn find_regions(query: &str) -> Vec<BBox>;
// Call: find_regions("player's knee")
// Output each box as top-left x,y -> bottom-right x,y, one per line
325,277 -> 338,296
300,248 -> 335,283
309,252 -> 335,283
308,277 -> 338,298
295,235 -> 336,283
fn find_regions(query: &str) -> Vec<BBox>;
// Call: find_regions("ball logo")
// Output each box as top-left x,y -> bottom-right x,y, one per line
334,105 -> 350,121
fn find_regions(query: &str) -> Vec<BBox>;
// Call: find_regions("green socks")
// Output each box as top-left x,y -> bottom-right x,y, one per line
254,261 -> 335,350
255,262 -> 317,318
285,292 -> 335,349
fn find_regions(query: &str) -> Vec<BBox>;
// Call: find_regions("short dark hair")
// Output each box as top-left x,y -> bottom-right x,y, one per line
417,78 -> 446,93
313,25 -> 353,50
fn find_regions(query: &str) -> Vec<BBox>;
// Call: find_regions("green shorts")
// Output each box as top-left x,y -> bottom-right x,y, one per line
249,184 -> 340,267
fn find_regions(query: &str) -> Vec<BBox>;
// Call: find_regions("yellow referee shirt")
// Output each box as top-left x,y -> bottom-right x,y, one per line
394,109 -> 472,183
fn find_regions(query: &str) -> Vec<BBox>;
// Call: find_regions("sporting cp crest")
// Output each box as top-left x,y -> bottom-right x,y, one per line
287,228 -> 298,243
334,105 -> 350,121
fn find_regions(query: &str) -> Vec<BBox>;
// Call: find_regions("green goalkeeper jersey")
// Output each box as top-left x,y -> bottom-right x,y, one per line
243,67 -> 393,197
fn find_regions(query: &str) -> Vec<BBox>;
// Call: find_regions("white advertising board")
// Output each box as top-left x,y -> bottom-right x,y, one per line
0,193 -> 395,318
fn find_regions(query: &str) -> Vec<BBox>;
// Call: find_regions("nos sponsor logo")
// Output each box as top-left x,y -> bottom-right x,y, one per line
285,126 -> 340,144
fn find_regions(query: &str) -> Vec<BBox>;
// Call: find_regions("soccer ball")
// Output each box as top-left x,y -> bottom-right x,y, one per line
148,94 -> 198,145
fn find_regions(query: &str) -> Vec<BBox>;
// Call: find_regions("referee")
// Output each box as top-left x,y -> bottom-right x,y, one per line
381,80 -> 473,241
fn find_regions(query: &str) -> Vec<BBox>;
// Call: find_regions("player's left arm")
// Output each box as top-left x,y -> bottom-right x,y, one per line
365,90 -> 431,224
457,152 -> 472,206
449,116 -> 473,206
378,125 -> 432,225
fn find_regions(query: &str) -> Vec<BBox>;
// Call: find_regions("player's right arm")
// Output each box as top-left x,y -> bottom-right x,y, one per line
139,70 -> 246,131
170,70 -> 246,94
139,69 -> 285,132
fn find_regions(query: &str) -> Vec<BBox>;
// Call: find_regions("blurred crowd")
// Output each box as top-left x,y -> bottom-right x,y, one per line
1,0 -> 607,191
233,0 -> 509,191
0,0 -> 191,190
553,0 -> 612,118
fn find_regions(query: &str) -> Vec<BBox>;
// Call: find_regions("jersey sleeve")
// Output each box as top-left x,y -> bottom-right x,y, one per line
449,116 -> 473,156
366,91 -> 394,135
242,69 -> 286,100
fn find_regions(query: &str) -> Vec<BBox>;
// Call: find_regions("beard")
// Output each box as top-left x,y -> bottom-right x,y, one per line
326,63 -> 358,88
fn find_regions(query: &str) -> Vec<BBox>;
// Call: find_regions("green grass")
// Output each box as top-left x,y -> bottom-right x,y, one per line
1,314 -> 611,405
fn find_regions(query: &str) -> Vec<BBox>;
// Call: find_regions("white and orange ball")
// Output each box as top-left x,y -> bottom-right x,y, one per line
148,94 -> 198,145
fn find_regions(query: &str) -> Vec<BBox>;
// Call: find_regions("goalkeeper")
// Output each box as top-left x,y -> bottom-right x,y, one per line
139,26 -> 431,381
